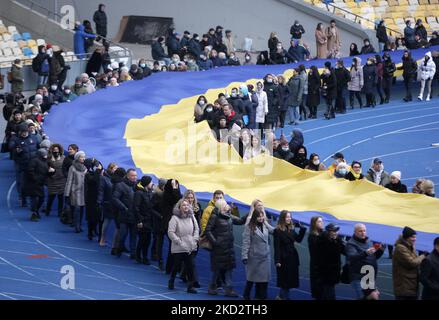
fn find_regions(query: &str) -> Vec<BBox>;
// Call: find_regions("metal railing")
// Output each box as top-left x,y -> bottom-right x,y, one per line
311,0 -> 404,37
13,0 -> 132,56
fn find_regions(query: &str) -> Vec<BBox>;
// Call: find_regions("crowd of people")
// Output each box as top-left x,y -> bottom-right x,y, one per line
1,4 -> 438,301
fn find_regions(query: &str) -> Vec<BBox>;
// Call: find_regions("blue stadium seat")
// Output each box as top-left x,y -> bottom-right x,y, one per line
22,47 -> 33,57
12,33 -> 22,41
21,32 -> 31,41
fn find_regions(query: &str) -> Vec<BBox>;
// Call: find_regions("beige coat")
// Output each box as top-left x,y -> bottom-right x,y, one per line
315,29 -> 328,59
392,236 -> 425,297
224,36 -> 235,56
326,26 -> 341,53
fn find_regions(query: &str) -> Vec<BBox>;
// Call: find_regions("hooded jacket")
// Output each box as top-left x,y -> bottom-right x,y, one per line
419,52 -> 436,81
286,74 -> 304,106
420,250 -> 439,300
112,176 -> 137,224
168,206 -> 199,254
74,24 -> 96,57
401,51 -> 418,79
134,182 -> 161,230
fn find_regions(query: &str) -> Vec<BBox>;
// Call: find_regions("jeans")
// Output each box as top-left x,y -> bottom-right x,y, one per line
119,222 -> 137,254
351,280 -> 364,299
46,193 -> 64,216
38,75 -> 47,86
101,218 -> 119,248
287,105 -> 300,124
378,42 -> 385,52
211,269 -> 233,291
382,77 -> 393,100
73,206 -> 84,230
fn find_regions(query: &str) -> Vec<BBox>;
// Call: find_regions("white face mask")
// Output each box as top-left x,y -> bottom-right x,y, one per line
51,86 -> 57,91
199,100 -> 205,106
338,169 -> 347,175
282,146 -> 290,152
64,90 -> 71,95
313,160 -> 320,166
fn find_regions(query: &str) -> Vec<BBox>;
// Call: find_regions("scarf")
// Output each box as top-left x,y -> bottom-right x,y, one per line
351,170 -> 362,180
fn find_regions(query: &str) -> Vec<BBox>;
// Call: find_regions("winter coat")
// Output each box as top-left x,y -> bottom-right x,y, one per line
84,170 -> 100,216
273,147 -> 294,162
49,52 -> 65,84
321,70 -> 337,99
167,35 -> 181,57
47,155 -> 66,195
4,120 -> 24,139
290,24 -> 305,39
383,59 -> 396,78
242,223 -> 275,283
335,67 -> 351,90
270,49 -> 288,64
151,41 -> 168,61
326,26 -> 341,53
307,73 -> 321,108
8,134 -> 38,169
98,172 -> 115,219
315,29 -> 328,59
93,9 -> 107,36
263,82 -> 280,124
376,25 -> 388,44
112,177 -> 137,224
224,37 -> 235,56
419,52 -> 436,81
274,226 -> 306,288
24,154 -> 48,197
291,149 -> 308,169
74,25 -> 96,58
393,236 -> 425,297
33,51 -> 50,76
365,168 -> 391,186
315,231 -> 345,285
255,89 -> 268,123
308,232 -> 322,298
401,54 -> 418,80
134,183 -> 161,231
198,59 -> 213,71
86,51 -> 104,76
345,171 -> 364,181
362,63 -> 377,94
205,209 -> 245,271
168,206 -> 199,254
345,235 -> 383,281
385,181 -> 408,193
289,129 -> 304,155
286,75 -> 304,106
348,65 -> 364,92
188,39 -> 202,58
360,44 -> 376,55
10,64 -> 24,94
64,160 -> 87,207
420,250 -> 439,300
160,180 -> 182,232
62,154 -> 74,178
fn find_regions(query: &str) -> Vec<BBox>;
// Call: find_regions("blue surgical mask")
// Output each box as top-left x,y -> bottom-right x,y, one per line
140,64 -> 146,68
338,169 -> 347,176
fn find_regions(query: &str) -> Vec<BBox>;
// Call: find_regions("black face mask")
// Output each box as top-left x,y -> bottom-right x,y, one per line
52,152 -> 60,158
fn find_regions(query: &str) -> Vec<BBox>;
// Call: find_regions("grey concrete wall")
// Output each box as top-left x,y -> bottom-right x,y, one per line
20,0 -> 375,56
0,0 -> 75,50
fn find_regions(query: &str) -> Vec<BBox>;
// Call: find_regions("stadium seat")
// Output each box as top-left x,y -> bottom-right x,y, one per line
398,0 -> 409,4
388,0 -> 399,6
0,26 -> 7,34
36,39 -> 46,46
27,39 -> 36,47
7,26 -> 17,34
0,41 -> 8,50
2,48 -> 13,57
31,46 -> 38,55
12,33 -> 22,41
22,32 -> 31,41
7,40 -> 18,49
2,33 -> 11,41
17,40 -> 27,49
12,47 -> 22,56
22,47 -> 33,57
0,19 -> 4,26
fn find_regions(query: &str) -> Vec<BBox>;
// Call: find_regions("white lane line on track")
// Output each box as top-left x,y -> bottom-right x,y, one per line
3,238 -> 99,253
308,112 -> 439,145
373,121 -> 439,138
6,182 -> 175,301
391,128 -> 439,134
358,146 -> 437,162
0,292 -> 17,300
302,106 -> 439,134
0,256 -> 95,300
352,138 -> 371,146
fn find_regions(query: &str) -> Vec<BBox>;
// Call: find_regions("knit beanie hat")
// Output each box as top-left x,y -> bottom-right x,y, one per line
140,176 -> 152,187
390,171 -> 401,181
74,150 -> 86,161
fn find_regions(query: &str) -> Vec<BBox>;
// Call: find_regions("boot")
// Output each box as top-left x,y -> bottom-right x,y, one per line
110,248 -> 117,256
380,98 -> 384,105
208,285 -> 218,295
30,212 -> 39,222
224,289 -> 239,298
158,260 -> 164,271
187,284 -> 198,294
192,281 -> 200,288
168,279 -> 175,290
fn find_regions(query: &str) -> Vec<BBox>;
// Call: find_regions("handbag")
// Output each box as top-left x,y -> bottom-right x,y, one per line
199,233 -> 212,251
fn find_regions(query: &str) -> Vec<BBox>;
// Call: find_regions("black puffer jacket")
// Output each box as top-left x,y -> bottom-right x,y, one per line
134,183 -> 161,231
112,177 -> 137,224
24,153 -> 49,197
205,209 -> 245,271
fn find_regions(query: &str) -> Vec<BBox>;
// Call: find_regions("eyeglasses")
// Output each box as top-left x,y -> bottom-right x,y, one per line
353,166 -> 361,169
